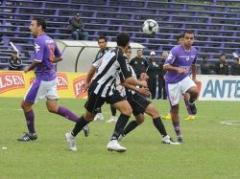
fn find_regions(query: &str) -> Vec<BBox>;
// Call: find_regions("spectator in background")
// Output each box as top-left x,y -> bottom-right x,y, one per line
130,49 -> 148,80
147,51 -> 159,99
68,13 -> 88,40
200,56 -> 215,74
159,51 -> 168,99
215,53 -> 229,75
8,51 -> 22,70
230,57 -> 240,75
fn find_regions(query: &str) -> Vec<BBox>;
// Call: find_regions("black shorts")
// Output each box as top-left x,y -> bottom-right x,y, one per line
127,93 -> 151,116
85,87 -> 126,114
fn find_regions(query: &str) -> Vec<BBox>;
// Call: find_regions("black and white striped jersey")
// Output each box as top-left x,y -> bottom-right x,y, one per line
92,47 -> 110,68
90,47 -> 131,97
118,61 -> 138,95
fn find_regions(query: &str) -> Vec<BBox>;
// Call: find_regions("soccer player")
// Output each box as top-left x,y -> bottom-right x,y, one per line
163,34 -> 197,121
65,33 -> 148,152
118,47 -> 178,144
163,30 -> 199,143
91,35 -> 117,123
18,18 -> 81,142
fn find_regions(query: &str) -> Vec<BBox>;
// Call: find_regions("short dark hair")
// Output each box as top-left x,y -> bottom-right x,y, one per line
98,35 -> 107,42
183,30 -> 194,37
176,34 -> 184,41
116,33 -> 130,47
220,53 -> 226,57
32,17 -> 46,31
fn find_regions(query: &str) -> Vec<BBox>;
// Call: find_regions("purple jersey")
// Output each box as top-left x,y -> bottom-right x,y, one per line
33,34 -> 61,81
164,45 -> 197,83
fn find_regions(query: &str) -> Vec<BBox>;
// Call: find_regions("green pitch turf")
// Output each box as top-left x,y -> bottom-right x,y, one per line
0,98 -> 239,179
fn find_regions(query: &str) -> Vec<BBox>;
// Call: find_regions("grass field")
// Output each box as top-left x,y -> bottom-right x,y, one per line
0,98 -> 240,179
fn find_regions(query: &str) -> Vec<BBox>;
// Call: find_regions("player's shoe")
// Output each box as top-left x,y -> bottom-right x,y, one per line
106,116 -> 117,123
177,135 -> 184,143
17,132 -> 37,142
107,140 -> 126,152
94,113 -> 104,121
65,132 -> 77,151
83,125 -> 89,137
162,135 -> 180,145
162,113 -> 171,120
189,102 -> 197,115
184,115 -> 196,121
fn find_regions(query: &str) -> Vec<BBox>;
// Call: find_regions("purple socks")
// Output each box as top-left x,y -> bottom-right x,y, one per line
24,110 -> 35,134
57,106 -> 79,122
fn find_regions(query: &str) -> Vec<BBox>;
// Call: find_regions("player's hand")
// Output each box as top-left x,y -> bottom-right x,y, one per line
193,79 -> 200,85
138,87 -> 151,97
138,80 -> 148,88
177,67 -> 187,74
23,67 -> 29,73
140,73 -> 149,81
82,81 -> 90,92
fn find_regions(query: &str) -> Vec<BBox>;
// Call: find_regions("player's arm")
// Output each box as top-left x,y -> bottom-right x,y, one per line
25,40 -> 44,73
191,64 -> 197,81
122,82 -> 151,96
191,55 -> 198,81
83,55 -> 102,90
163,50 -> 187,74
52,57 -> 62,63
85,66 -> 96,83
163,64 -> 187,74
24,61 -> 41,73
117,55 -> 147,88
52,44 -> 63,63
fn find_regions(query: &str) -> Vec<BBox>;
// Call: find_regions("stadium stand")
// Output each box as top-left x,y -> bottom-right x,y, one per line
0,0 -> 240,68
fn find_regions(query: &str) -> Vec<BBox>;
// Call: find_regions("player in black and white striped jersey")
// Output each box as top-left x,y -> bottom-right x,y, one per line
92,35 -> 118,122
117,47 -> 179,144
81,35 -> 110,136
65,33 -> 148,152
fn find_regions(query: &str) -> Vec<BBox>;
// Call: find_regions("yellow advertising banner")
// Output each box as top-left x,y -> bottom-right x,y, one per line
0,71 -> 87,99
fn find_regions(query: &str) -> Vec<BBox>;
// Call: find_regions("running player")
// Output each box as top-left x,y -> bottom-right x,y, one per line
118,47 -> 178,144
163,30 -> 199,143
65,33 -> 148,152
18,18 -> 81,141
163,34 -> 197,121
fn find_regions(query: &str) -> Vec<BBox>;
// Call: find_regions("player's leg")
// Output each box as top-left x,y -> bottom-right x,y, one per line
107,95 -> 132,152
65,110 -> 95,151
18,100 -> 37,141
110,100 -> 132,140
166,82 -> 183,142
45,79 -> 85,122
65,93 -> 103,151
186,86 -> 198,112
119,93 -> 146,140
182,77 -> 199,119
17,79 -> 43,142
144,103 -> 178,144
120,113 -> 144,139
170,104 -> 183,142
107,105 -> 117,123
46,99 -> 79,122
94,108 -> 104,121
183,93 -> 196,121
144,103 -> 167,137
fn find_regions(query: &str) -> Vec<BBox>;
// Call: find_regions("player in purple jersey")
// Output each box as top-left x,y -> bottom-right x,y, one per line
163,34 -> 197,121
18,18 -> 81,142
163,30 -> 199,143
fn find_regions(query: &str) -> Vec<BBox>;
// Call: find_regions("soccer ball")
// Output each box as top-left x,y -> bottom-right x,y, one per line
142,19 -> 159,35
